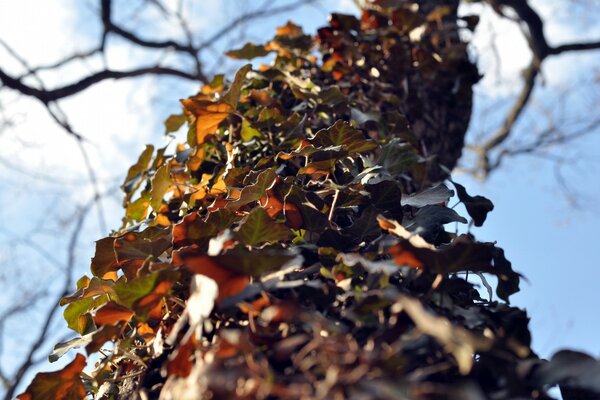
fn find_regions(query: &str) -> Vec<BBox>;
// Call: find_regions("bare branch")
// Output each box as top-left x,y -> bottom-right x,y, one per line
550,40 -> 600,55
1,66 -> 201,105
470,0 -> 600,176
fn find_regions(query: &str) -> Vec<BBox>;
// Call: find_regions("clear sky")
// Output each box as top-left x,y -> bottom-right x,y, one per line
0,0 -> 599,395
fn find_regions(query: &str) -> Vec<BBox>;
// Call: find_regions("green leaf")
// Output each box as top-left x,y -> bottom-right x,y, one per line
125,192 -> 151,222
226,42 -> 271,60
63,295 -> 108,334
222,64 -> 252,109
164,113 -> 187,134
236,207 -> 291,246
114,269 -> 178,310
150,164 -> 171,211
241,119 -> 261,142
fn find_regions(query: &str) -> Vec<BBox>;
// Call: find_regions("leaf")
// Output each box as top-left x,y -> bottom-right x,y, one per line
388,235 -> 520,301
452,182 -> 494,227
49,336 -> 93,363
221,63 -> 252,109
164,113 -> 187,134
241,119 -> 261,142
125,192 -> 151,222
276,21 -> 303,37
346,206 -> 382,242
366,181 -> 403,211
377,216 -> 434,249
174,248 -> 249,303
114,269 -> 179,314
18,354 -> 86,400
177,245 -> 294,279
122,145 -> 154,195
181,100 -> 231,145
181,65 -> 251,144
173,209 -> 236,249
310,120 -> 377,153
61,277 -> 115,306
278,184 -> 328,232
150,164 -> 171,211
114,227 -> 172,264
226,169 -> 278,210
378,139 -> 421,176
63,295 -> 108,334
226,43 -> 270,60
403,205 -> 467,241
235,207 -> 291,246
90,237 -> 118,278
401,184 -> 454,208
93,301 -> 134,326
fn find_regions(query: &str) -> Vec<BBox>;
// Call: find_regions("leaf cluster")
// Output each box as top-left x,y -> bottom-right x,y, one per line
19,5 -> 599,400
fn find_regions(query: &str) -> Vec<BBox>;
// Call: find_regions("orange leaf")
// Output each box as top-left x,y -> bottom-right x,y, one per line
18,353 -> 86,400
174,249 -> 249,303
276,21 -> 303,37
133,280 -> 173,318
93,301 -> 134,326
181,99 -> 232,144
389,243 -> 424,269
166,333 -> 197,377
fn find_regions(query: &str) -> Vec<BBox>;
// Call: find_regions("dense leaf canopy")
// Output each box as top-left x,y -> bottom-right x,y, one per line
19,3 -> 600,400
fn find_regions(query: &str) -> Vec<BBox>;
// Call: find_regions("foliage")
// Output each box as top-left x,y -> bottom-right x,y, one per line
19,3 -> 600,400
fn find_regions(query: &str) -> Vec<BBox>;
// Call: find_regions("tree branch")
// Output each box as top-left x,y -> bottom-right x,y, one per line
470,0 -> 600,176
1,66 -> 201,104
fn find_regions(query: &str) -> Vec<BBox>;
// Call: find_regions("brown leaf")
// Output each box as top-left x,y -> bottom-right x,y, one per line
18,354 -> 86,400
93,301 -> 134,326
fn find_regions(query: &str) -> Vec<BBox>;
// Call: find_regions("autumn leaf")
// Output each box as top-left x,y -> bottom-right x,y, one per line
93,301 -> 134,326
226,42 -> 271,60
310,120 -> 377,153
18,354 -> 86,400
235,207 -> 291,246
150,164 -> 172,211
181,100 -> 232,145
164,113 -> 187,134
122,144 -> 154,196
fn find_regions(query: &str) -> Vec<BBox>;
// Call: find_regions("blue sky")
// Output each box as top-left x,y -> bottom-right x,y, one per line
0,0 -> 599,394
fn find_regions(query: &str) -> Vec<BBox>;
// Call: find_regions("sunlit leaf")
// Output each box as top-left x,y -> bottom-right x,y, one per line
164,113 -> 187,134
150,164 -> 172,211
122,145 -> 154,195
226,43 -> 271,60
18,354 -> 86,400
235,207 -> 291,246
93,301 -> 134,326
